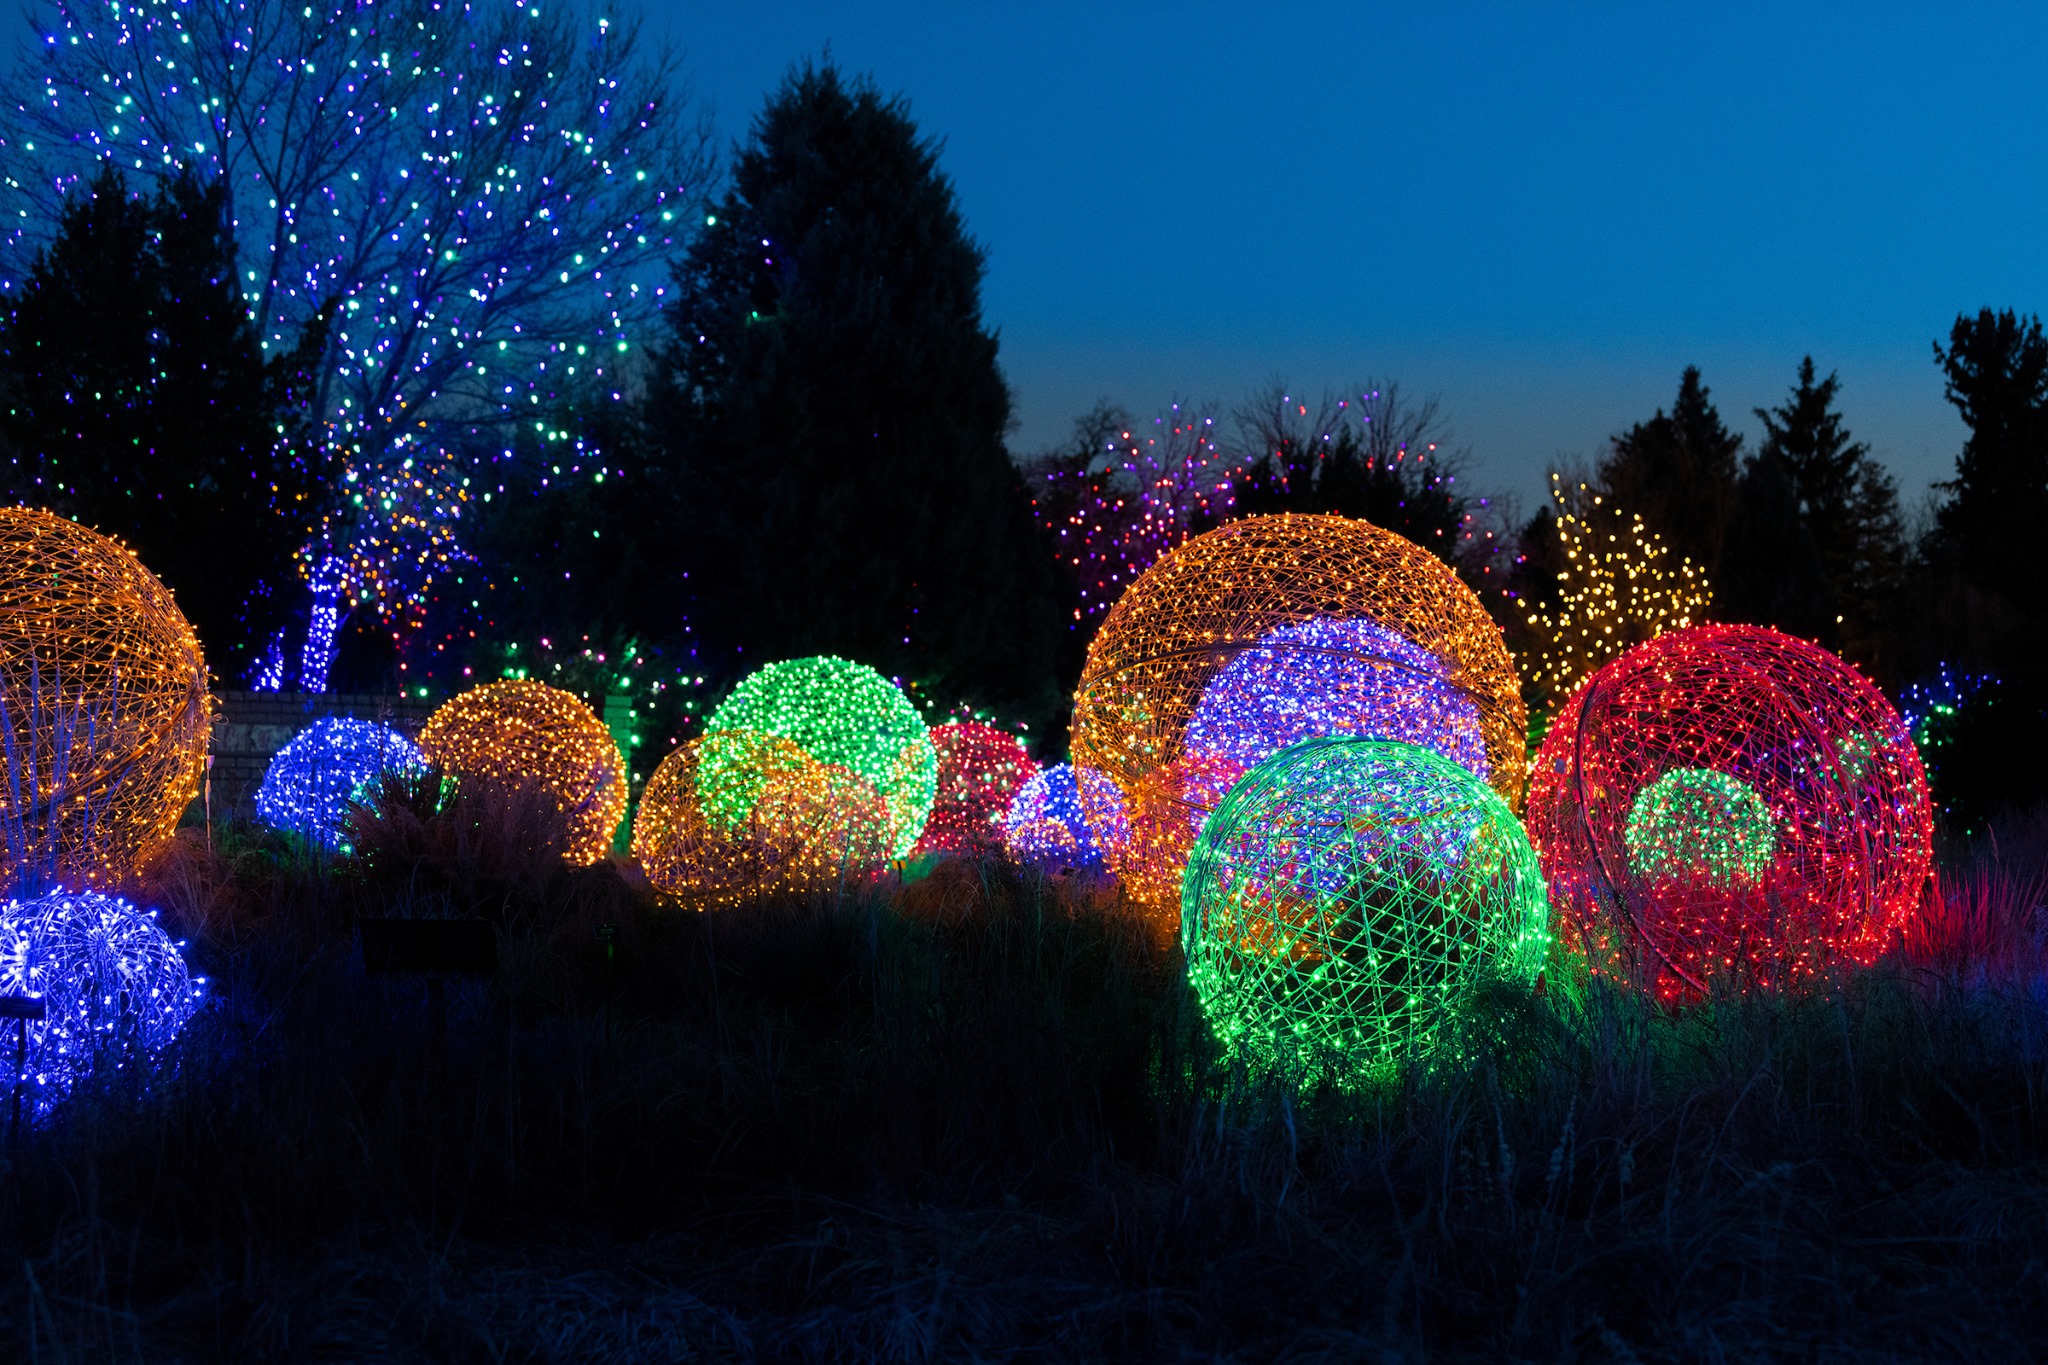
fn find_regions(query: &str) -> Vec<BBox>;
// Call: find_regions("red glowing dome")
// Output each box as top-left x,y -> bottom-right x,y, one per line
913,721 -> 1035,857
1525,623 -> 1933,1000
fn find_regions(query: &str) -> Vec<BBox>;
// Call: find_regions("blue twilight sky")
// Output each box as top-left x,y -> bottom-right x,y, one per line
651,2 -> 2046,510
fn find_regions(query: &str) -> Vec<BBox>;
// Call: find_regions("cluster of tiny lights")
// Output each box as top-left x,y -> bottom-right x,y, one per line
0,891 -> 203,1125
1518,478 -> 1711,704
912,721 -> 1034,858
1003,764 -> 1126,871
701,657 -> 937,861
1,1 -> 706,671
1181,737 -> 1549,1087
0,508 -> 209,886
254,718 -> 426,852
1069,514 -> 1525,922
1525,624 -> 1934,1002
631,729 -> 893,906
1900,662 -> 1993,750
416,679 -> 626,865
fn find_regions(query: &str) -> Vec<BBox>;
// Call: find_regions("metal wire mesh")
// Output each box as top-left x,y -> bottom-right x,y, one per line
912,721 -> 1034,858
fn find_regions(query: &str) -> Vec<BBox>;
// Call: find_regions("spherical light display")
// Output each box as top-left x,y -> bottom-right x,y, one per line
254,718 -> 427,851
1182,737 -> 1549,1085
913,721 -> 1034,858
0,890 -> 204,1124
1070,513 -> 1525,917
702,656 -> 937,858
0,507 -> 210,886
631,730 -> 893,905
1526,623 -> 1934,1001
416,679 -> 627,865
1003,763 -> 1126,869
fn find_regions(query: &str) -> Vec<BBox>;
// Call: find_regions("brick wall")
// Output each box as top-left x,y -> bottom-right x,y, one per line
207,690 -> 439,817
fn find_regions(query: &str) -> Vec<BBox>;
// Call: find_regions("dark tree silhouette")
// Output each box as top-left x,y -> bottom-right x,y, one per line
0,164 -> 325,679
648,62 -> 1060,727
1598,366 -> 1743,573
1717,451 -> 1834,642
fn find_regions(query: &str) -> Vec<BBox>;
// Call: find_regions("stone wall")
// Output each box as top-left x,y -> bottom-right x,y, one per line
207,690 -> 439,817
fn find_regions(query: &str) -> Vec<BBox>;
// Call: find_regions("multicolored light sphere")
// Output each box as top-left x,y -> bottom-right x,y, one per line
0,507 -> 210,887
254,718 -> 427,851
1070,513 -> 1525,919
0,890 -> 204,1124
631,730 -> 893,905
913,721 -> 1035,858
1003,764 -> 1127,870
1181,737 -> 1549,1085
1525,623 -> 1935,1001
702,656 -> 937,859
416,680 -> 628,865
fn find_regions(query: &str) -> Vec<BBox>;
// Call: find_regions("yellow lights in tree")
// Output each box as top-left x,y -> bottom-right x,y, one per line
0,508 -> 210,887
1521,476 -> 1710,705
630,731 -> 893,906
417,679 -> 628,865
1070,513 -> 1526,922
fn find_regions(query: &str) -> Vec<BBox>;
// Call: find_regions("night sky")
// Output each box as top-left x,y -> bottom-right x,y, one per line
655,1 -> 2048,508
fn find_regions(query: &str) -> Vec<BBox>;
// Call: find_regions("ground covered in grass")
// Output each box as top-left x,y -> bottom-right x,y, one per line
4,803 -> 2048,1362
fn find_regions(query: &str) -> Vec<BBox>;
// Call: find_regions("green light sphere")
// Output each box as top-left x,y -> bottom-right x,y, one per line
1623,767 -> 1778,890
703,656 -> 937,858
1182,736 -> 1549,1084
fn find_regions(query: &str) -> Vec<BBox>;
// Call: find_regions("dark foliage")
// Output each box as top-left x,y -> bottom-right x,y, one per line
1717,449 -> 1836,641
1598,365 -> 1743,574
0,164 -> 327,679
1914,676 -> 2048,838
647,61 -> 1061,729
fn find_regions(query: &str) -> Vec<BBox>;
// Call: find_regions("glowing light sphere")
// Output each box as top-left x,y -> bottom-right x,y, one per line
913,721 -> 1035,858
702,657 -> 937,858
1070,513 -> 1525,917
0,890 -> 204,1124
1526,623 -> 1934,1001
631,730 -> 893,905
1003,764 -> 1127,869
254,718 -> 426,851
0,508 -> 210,886
416,680 -> 627,864
1182,737 -> 1549,1085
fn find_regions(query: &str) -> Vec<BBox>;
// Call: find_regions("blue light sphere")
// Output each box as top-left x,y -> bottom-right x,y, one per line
0,890 -> 204,1124
255,718 -> 427,850
1003,764 -> 1126,869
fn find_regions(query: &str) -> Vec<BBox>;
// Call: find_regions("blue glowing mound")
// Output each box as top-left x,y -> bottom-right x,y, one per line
1183,616 -> 1489,784
1003,764 -> 1127,869
1182,736 -> 1548,1085
0,891 -> 204,1124
255,717 -> 427,850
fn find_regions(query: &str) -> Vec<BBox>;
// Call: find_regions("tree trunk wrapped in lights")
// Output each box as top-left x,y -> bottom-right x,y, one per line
1069,513 -> 1525,925
1525,623 -> 1934,1002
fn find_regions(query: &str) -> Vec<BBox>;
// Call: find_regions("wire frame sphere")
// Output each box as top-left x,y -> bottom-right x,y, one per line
1071,513 -> 1526,916
0,890 -> 204,1124
255,718 -> 426,851
0,508 -> 210,887
1525,623 -> 1934,1001
631,730 -> 893,905
416,680 -> 628,865
1003,763 -> 1127,870
1182,737 -> 1549,1085
703,656 -> 937,858
913,721 -> 1034,858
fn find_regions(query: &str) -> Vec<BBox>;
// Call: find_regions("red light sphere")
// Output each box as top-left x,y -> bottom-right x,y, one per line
1526,623 -> 1933,1001
913,721 -> 1035,858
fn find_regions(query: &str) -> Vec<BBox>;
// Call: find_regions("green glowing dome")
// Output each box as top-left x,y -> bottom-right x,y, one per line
1623,767 -> 1777,889
702,656 -> 938,858
1181,736 -> 1550,1085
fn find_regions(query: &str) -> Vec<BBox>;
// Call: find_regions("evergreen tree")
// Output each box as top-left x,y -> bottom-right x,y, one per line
1597,366 -> 1743,573
1748,357 -> 1906,670
1716,451 -> 1834,642
648,63 -> 1059,726
0,165 -> 325,679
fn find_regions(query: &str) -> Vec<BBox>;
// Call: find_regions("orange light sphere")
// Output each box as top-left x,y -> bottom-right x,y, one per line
0,507 -> 210,886
1070,513 -> 1525,916
631,730 -> 893,905
416,679 -> 627,864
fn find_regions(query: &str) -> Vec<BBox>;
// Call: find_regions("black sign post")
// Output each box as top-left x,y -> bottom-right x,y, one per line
358,919 -> 497,1079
